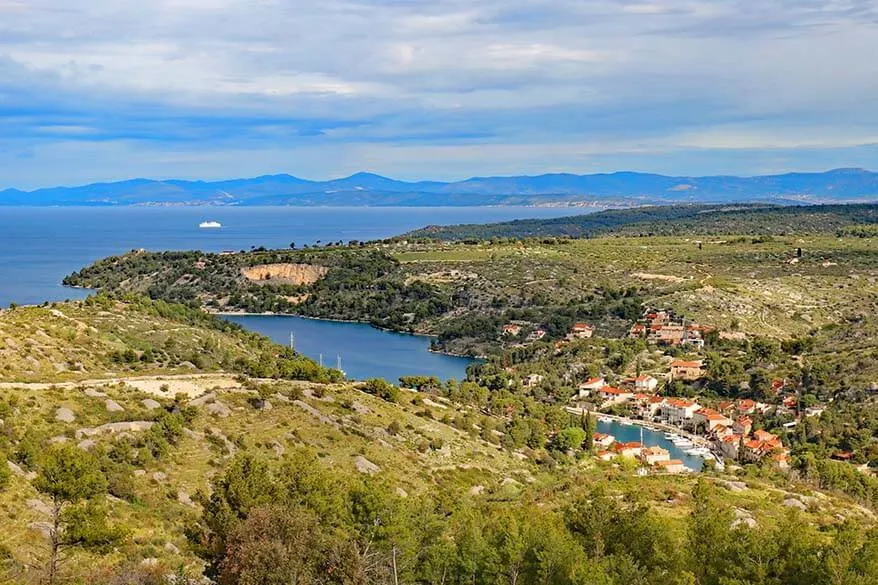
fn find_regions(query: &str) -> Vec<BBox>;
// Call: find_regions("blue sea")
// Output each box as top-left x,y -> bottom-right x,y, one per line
595,419 -> 704,472
0,206 -> 582,380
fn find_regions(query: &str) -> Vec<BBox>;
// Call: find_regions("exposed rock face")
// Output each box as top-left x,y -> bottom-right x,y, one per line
77,439 -> 96,451
27,499 -> 53,516
354,456 -> 380,474
189,392 -> 217,407
141,399 -> 162,410
177,491 -> 196,507
105,399 -> 125,412
241,263 -> 328,286
206,401 -> 232,418
55,407 -> 75,423
76,421 -> 155,439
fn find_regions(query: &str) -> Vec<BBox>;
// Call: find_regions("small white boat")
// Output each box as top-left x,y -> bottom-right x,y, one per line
664,433 -> 680,440
620,420 -> 634,426
673,439 -> 694,448
598,416 -> 612,424
199,221 -> 222,229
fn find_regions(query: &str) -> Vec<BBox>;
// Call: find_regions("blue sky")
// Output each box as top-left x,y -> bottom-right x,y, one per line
1,0 -> 877,189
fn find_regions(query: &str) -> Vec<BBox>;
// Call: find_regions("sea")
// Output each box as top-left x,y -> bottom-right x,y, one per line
595,418 -> 704,472
0,206 -> 582,381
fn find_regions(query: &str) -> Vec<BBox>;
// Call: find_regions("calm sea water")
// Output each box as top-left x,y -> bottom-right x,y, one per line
0,206 -> 582,379
0,206 -> 582,307
595,419 -> 703,471
224,314 -> 473,382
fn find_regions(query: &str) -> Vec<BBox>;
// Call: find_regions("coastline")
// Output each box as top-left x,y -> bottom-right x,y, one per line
565,407 -> 713,448
213,310 -> 478,361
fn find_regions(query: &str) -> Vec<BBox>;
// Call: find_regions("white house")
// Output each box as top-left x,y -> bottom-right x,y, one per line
693,408 -> 733,431
633,375 -> 658,392
598,387 -> 634,406
577,377 -> 606,399
593,433 -> 615,448
640,446 -> 671,465
662,398 -> 701,424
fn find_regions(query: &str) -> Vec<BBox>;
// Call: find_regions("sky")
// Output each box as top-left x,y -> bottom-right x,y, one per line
1,0 -> 877,189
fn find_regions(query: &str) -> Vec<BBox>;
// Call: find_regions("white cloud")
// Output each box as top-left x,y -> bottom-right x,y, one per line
0,0 -> 877,187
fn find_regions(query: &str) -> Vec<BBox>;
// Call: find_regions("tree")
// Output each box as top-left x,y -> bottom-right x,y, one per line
552,427 -> 586,452
581,411 -> 596,452
217,505 -> 336,585
362,378 -> 399,403
33,444 -> 113,585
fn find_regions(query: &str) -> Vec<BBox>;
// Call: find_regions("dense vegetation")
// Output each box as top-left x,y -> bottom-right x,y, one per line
404,203 -> 878,241
64,246 -> 647,356
189,450 -> 878,585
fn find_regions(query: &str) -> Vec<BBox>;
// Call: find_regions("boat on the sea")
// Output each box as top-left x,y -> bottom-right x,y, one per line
685,447 -> 711,457
598,416 -> 612,424
620,419 -> 634,426
199,220 -> 222,229
673,438 -> 694,448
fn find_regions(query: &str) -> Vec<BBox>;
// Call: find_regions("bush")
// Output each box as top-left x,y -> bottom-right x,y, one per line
361,378 -> 399,403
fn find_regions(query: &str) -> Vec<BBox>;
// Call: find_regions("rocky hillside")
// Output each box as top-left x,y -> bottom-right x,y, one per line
0,299 -> 876,584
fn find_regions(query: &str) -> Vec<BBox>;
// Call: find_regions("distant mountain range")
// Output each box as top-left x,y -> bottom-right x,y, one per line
2,168 -> 877,207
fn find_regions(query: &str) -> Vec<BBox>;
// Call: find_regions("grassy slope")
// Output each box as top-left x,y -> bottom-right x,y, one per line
0,301 -> 875,580
395,234 -> 878,338
0,299 -> 269,383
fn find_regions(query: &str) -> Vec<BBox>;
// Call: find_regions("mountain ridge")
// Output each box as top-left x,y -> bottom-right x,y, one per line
2,168 -> 877,206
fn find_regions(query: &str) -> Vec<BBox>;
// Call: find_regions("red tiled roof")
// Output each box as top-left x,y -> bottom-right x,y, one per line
753,429 -> 777,442
614,441 -> 642,451
665,398 -> 697,408
656,459 -> 684,467
671,360 -> 703,368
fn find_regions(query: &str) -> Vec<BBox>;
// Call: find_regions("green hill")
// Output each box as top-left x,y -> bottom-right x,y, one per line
404,203 -> 878,241
0,299 -> 876,584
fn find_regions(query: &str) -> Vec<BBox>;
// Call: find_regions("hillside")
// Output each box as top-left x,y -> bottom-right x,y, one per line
3,168 -> 878,207
0,299 -> 876,584
66,223 -> 878,354
404,203 -> 878,241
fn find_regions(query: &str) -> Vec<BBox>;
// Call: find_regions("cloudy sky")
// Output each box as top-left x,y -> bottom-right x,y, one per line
1,0 -> 877,189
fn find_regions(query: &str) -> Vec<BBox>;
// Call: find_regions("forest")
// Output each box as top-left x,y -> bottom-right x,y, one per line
403,203 -> 878,241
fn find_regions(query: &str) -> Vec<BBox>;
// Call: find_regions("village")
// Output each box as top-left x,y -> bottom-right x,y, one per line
502,308 -> 833,475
